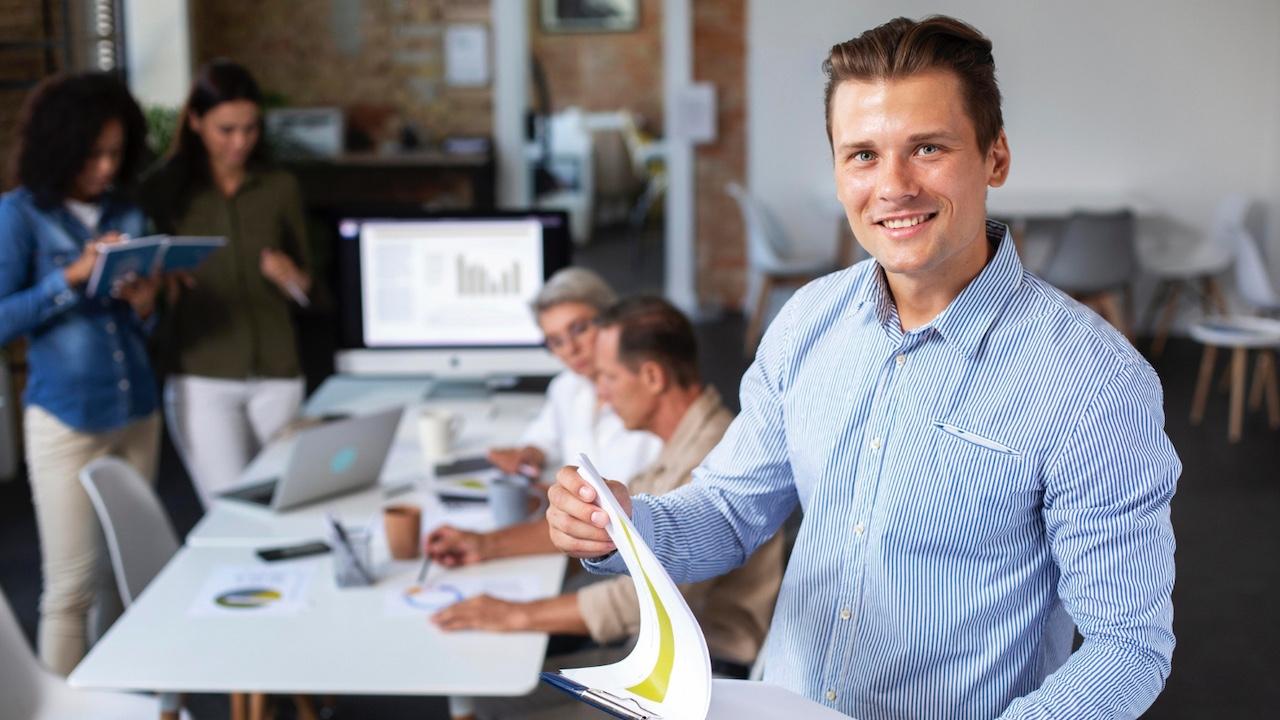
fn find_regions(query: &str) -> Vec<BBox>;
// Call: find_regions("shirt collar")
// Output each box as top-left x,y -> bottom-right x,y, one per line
854,219 -> 1024,359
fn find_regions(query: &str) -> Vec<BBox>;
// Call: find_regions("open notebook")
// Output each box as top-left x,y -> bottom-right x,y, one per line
539,454 -> 851,720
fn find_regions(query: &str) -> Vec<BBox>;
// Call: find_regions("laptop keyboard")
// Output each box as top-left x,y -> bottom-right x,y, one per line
222,478 -> 279,505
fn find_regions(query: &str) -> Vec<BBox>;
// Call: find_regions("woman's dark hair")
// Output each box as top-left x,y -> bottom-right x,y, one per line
10,72 -> 147,209
166,59 -> 268,185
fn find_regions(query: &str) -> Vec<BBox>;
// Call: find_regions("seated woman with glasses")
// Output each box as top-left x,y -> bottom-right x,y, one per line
426,267 -> 659,566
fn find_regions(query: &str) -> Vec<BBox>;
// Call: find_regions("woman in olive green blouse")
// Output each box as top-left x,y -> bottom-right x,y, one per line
140,60 -> 311,507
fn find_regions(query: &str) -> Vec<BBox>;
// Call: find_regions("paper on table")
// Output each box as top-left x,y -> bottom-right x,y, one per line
383,568 -> 545,617
187,564 -> 314,618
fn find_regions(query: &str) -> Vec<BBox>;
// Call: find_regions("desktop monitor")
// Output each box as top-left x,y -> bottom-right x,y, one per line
332,208 -> 572,377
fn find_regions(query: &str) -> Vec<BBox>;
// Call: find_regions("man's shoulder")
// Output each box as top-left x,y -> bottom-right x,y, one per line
1011,271 -> 1154,383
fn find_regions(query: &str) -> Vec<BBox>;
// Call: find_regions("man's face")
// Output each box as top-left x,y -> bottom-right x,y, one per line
594,325 -> 658,432
831,70 -> 1010,286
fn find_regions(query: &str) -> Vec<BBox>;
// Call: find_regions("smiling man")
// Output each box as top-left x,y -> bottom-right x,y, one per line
546,15 -> 1180,720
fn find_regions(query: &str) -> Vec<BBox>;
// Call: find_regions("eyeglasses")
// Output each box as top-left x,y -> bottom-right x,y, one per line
544,317 -> 595,352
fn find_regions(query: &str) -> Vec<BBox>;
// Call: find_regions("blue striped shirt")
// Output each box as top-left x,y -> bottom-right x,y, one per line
589,220 -> 1179,719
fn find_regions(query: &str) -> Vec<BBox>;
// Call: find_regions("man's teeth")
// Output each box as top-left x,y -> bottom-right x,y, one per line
882,215 -> 930,229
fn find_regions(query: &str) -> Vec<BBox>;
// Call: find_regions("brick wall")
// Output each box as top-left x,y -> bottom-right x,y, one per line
189,0 -> 493,143
530,0 -> 664,134
1,0 -> 72,188
693,0 -> 746,308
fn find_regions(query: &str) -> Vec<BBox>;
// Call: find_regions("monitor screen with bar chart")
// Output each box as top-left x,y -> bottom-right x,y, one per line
346,216 -> 547,348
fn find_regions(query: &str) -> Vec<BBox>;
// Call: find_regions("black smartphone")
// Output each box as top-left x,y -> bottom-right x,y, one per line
256,541 -> 331,562
434,455 -> 494,476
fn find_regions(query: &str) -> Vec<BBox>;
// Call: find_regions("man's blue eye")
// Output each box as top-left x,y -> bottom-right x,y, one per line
854,151 -> 874,162
919,144 -> 939,155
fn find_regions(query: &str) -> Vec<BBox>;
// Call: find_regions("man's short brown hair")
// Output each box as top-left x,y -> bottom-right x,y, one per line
597,296 -> 700,389
823,15 -> 1003,151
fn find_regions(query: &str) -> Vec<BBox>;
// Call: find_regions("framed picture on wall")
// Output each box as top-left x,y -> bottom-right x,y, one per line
540,0 -> 640,33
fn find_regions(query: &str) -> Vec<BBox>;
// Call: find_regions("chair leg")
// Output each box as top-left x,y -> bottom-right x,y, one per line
231,693 -> 248,720
1229,347 -> 1247,443
1249,352 -> 1268,411
1262,351 -> 1280,430
292,695 -> 319,720
1203,276 -> 1229,315
248,693 -> 272,720
1095,292 -> 1131,339
745,275 -> 775,355
1190,344 -> 1217,425
1149,281 -> 1181,358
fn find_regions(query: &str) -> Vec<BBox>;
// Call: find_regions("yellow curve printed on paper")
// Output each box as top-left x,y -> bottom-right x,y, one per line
620,520 -> 675,703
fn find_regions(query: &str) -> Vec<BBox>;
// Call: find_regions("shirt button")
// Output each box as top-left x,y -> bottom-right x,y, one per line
826,689 -> 837,702
854,522 -> 865,536
105,322 -> 117,334
895,354 -> 906,367
869,436 -> 882,450
839,607 -> 851,621
118,379 -> 130,391
113,350 -> 125,362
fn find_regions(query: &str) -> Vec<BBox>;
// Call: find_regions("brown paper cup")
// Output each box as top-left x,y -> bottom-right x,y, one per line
383,504 -> 422,560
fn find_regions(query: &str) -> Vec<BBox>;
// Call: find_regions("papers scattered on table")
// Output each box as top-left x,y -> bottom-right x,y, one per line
383,568 -> 544,618
188,564 -> 314,618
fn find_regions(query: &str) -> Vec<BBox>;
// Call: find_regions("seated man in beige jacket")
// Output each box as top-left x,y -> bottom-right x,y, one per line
430,297 -> 784,718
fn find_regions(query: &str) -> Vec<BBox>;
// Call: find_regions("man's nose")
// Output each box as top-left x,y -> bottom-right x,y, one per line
876,155 -> 919,203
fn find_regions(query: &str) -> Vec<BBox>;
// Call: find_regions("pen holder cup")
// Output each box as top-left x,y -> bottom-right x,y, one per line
329,524 -> 374,588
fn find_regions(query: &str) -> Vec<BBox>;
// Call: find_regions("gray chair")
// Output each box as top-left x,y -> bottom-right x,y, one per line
1039,210 -> 1136,338
0,582 -> 191,719
79,457 -> 180,606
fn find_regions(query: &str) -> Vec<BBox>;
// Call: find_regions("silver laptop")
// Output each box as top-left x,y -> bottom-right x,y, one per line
220,406 -> 404,512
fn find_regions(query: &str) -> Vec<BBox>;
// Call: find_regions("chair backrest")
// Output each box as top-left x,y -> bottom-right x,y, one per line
1233,222 -> 1279,310
725,182 -> 793,268
1040,210 -> 1135,294
0,585 -> 48,716
79,457 -> 180,606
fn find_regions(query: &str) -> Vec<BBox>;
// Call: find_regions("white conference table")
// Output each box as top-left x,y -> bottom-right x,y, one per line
69,375 -> 568,699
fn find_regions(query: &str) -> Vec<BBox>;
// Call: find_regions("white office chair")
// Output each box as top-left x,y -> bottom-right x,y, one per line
1,583 -> 191,720
726,182 -> 837,353
1187,223 -> 1280,442
1141,195 -> 1246,356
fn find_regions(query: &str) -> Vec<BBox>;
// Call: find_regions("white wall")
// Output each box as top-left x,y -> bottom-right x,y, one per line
748,0 -> 1280,285
123,0 -> 192,107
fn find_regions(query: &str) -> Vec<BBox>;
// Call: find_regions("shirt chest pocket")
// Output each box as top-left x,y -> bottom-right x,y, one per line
893,420 -> 1042,547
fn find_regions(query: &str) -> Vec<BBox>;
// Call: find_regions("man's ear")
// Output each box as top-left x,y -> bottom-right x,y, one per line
987,129 -> 1011,188
638,360 -> 667,395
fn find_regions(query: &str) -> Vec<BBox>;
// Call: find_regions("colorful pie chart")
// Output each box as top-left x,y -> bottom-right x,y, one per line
215,587 -> 283,609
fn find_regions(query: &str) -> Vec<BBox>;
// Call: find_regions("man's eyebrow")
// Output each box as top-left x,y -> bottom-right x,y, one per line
906,131 -> 961,143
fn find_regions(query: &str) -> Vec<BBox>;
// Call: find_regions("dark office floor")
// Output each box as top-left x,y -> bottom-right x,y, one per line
1,225 -> 1277,718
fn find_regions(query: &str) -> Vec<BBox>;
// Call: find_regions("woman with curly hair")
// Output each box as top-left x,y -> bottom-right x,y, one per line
139,60 -> 312,507
0,72 -> 161,674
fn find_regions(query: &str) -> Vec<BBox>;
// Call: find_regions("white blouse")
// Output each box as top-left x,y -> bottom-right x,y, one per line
520,370 -> 661,484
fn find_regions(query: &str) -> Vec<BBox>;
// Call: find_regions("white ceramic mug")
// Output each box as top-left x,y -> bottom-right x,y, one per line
418,410 -> 464,462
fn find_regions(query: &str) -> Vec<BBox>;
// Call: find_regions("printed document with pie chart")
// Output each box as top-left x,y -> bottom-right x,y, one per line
550,454 -> 852,719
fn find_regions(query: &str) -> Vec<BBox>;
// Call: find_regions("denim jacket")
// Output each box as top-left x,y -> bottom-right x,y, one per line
0,187 -> 158,432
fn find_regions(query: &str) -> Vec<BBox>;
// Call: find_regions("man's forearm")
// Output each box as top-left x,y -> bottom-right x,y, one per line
521,593 -> 590,635
488,517 -> 557,560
